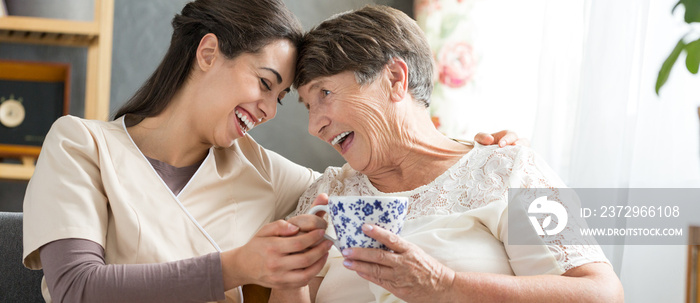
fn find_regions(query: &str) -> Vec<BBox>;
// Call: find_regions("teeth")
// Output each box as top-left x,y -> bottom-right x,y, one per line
331,131 -> 352,146
235,109 -> 255,132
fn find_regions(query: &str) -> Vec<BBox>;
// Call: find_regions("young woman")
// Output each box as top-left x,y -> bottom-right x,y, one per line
22,1 -> 330,302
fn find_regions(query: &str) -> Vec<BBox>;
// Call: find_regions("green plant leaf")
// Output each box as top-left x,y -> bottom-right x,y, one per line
685,38 -> 700,74
673,0 -> 682,13
656,38 -> 686,95
681,0 -> 700,23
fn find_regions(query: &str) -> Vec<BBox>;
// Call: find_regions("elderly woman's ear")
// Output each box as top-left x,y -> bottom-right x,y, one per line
386,58 -> 409,102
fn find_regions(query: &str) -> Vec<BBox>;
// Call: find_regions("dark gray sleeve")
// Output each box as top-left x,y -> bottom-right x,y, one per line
39,238 -> 226,303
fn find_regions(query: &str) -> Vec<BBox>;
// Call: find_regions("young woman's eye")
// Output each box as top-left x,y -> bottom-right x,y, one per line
260,78 -> 272,91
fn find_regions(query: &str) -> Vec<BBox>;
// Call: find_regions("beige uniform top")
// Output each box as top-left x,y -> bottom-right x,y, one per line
22,115 -> 319,302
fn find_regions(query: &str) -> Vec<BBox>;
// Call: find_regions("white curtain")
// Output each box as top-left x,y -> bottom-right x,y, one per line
575,1 -> 699,302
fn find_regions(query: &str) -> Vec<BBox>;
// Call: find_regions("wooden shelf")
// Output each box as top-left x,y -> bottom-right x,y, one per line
0,157 -> 35,180
0,0 -> 114,181
0,16 -> 99,46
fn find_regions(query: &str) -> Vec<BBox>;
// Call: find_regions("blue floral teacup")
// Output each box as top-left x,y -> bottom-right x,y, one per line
308,196 -> 408,251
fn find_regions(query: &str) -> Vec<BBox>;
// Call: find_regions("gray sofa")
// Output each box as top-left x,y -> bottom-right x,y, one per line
0,212 -> 45,302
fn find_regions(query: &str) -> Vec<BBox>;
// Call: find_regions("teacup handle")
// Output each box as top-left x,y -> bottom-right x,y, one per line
307,205 -> 341,250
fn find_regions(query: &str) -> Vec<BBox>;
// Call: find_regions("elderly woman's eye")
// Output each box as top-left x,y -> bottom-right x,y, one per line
322,89 -> 331,96
277,91 -> 288,105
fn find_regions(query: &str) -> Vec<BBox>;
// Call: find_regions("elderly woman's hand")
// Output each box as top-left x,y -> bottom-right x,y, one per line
340,224 -> 456,303
474,130 -> 530,147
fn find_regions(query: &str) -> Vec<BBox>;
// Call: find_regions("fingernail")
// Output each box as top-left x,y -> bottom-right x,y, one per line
342,248 -> 352,256
500,140 -> 506,147
362,224 -> 373,232
288,224 -> 299,232
343,260 -> 353,267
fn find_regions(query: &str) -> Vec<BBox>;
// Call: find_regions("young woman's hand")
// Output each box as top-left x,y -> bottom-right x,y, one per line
221,194 -> 332,290
474,130 -> 530,147
268,193 -> 330,302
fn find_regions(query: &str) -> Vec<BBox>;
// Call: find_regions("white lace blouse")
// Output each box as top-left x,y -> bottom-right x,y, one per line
290,143 -> 610,303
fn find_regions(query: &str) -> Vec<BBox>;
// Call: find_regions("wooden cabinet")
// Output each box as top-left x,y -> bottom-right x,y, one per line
0,0 -> 113,180
689,226 -> 700,303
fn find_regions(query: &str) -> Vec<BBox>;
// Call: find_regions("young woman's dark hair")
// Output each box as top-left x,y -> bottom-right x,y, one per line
114,0 -> 303,121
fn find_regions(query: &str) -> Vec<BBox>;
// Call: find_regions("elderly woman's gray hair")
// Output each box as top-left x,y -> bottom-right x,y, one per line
294,5 -> 434,107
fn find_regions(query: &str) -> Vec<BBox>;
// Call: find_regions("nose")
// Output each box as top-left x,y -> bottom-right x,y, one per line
258,96 -> 278,121
307,106 -> 330,138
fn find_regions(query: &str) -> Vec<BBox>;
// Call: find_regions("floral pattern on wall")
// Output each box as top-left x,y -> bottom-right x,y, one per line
415,0 -> 479,139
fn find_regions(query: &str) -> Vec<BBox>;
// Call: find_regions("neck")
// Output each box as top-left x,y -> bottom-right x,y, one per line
126,91 -> 210,168
365,105 -> 471,193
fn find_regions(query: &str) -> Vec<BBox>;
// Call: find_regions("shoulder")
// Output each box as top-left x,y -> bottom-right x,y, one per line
43,116 -> 121,152
50,115 -> 98,133
231,134 -> 283,164
319,164 -> 349,181
314,163 -> 364,192
301,163 -> 370,200
466,143 -> 537,171
52,114 -> 121,129
305,165 -> 345,194
48,115 -> 122,140
290,164 -> 354,215
469,143 -> 535,161
223,135 -> 318,181
464,143 -> 563,187
217,134 -> 269,169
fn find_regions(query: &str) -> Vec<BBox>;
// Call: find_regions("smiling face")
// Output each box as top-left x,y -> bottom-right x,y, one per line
197,39 -> 296,148
299,70 -> 400,173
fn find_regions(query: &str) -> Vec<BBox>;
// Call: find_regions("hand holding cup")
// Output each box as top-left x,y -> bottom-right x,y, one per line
307,196 -> 408,251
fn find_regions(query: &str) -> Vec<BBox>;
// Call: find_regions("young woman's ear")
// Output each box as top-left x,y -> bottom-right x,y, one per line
196,33 -> 219,71
386,57 -> 409,103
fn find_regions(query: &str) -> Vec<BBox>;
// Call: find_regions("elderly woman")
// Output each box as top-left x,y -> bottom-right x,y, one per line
272,5 -> 623,303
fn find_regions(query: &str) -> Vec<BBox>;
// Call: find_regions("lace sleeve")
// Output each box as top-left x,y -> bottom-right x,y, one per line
506,147 -> 611,274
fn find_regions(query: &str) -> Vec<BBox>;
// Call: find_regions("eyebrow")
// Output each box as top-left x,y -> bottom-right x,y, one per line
262,67 -> 283,84
297,82 -> 322,104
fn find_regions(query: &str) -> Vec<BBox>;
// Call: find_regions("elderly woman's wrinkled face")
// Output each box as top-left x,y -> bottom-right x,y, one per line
299,70 -> 400,172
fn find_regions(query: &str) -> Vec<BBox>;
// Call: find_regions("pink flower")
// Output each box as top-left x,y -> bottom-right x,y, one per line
437,41 -> 477,88
414,0 -> 442,16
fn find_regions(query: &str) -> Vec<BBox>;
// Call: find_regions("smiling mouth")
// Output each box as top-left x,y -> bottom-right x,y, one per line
235,109 -> 256,134
331,131 -> 352,146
